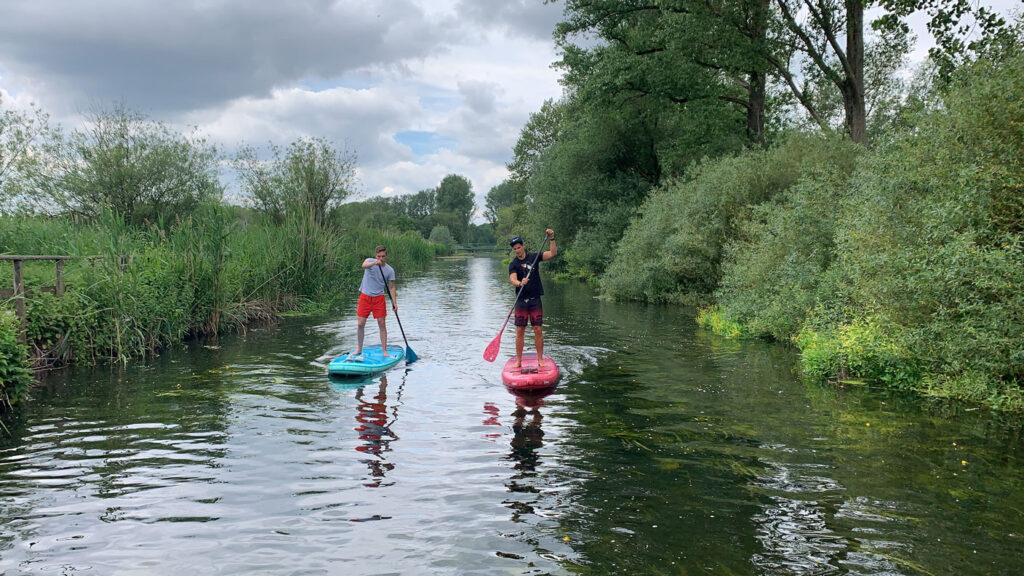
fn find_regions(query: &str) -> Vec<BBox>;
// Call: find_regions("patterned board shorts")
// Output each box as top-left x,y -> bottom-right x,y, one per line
514,297 -> 543,327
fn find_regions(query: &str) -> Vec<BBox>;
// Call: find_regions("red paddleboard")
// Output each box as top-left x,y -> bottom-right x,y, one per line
502,353 -> 560,389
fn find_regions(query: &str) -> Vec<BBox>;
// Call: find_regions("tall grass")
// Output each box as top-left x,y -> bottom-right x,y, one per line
1,207 -> 442,417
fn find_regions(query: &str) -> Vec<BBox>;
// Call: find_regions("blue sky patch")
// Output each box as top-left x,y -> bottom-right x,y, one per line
394,131 -> 458,157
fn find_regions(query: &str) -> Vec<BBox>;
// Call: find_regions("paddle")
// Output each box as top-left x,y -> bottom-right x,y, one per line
379,264 -> 418,363
483,232 -> 548,362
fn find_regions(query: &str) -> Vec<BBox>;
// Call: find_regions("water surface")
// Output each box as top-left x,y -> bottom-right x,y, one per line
2,256 -> 1022,574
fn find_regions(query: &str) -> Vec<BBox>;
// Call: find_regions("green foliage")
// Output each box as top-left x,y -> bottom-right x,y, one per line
714,154 -> 859,340
0,309 -> 33,413
44,103 -> 222,226
434,174 -> 475,243
332,198 -> 418,234
602,133 -> 853,303
795,315 -> 921,390
526,111 -> 660,277
1,97 -> 54,213
484,180 -> 526,226
464,223 -> 495,246
428,225 -> 457,250
800,45 -> 1024,408
236,136 -> 357,227
0,209 -> 441,367
695,305 -> 747,339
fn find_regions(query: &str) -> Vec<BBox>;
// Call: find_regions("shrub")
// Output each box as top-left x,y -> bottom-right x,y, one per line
714,159 -> 857,340
804,47 -> 1024,407
602,133 -> 856,303
0,309 -> 33,413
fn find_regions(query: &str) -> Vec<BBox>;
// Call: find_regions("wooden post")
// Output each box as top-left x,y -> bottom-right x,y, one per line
13,258 -> 25,342
55,260 -> 65,296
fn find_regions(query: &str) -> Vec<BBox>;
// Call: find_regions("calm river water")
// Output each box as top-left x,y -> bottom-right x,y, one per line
2,256 -> 1023,575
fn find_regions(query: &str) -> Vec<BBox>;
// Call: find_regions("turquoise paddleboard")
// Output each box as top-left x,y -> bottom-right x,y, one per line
328,345 -> 405,376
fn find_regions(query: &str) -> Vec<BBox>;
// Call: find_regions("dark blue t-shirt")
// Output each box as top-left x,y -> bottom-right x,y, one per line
509,253 -> 544,299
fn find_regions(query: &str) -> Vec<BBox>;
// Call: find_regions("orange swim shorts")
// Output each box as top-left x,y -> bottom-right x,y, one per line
357,293 -> 387,318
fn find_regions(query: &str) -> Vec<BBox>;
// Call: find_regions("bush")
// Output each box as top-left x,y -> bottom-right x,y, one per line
602,133 -> 856,303
804,47 -> 1024,407
0,309 -> 33,414
714,157 -> 858,340
794,315 -> 921,390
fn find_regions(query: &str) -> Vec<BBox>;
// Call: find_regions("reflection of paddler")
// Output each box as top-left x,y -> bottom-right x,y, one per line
355,375 -> 390,453
355,375 -> 395,487
509,405 -> 544,473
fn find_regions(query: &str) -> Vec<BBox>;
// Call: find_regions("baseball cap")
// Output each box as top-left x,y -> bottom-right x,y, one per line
509,236 -> 524,247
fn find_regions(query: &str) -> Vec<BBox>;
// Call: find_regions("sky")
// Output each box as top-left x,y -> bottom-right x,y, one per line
0,0 -> 566,215
0,1 -> 1020,219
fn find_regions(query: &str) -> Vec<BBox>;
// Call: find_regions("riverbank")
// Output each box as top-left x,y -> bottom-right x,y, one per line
0,208 -> 446,420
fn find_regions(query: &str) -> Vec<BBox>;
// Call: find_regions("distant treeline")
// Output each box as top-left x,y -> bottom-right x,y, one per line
482,6 -> 1023,411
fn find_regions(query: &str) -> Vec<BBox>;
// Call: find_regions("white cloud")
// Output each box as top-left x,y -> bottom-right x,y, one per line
0,0 -> 565,216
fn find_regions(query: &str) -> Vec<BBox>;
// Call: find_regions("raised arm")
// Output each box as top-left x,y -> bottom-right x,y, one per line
541,228 -> 557,261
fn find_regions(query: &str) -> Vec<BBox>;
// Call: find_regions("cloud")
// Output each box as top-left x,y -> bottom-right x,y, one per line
0,0 -> 566,218
0,0 -> 453,115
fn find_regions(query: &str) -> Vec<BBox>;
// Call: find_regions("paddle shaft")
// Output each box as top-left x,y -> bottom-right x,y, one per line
484,232 -> 549,361
378,263 -> 416,360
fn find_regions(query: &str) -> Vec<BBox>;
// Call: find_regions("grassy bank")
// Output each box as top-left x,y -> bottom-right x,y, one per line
0,208 -> 445,418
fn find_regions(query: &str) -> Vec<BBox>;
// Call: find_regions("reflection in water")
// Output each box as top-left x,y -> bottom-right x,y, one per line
504,387 -> 555,523
354,374 -> 401,488
751,462 -> 848,575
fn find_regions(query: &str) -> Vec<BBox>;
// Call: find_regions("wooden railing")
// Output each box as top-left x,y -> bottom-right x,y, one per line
1,255 -> 74,342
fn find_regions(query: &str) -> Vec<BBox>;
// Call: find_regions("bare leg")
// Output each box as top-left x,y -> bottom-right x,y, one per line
515,325 -> 526,367
377,316 -> 389,354
533,325 -> 544,364
355,316 -> 368,354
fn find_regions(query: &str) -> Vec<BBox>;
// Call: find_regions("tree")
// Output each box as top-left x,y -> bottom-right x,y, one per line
398,188 -> 436,220
484,180 -> 527,226
507,99 -> 568,182
428,224 -> 457,250
434,174 -> 476,242
0,97 -> 54,213
46,103 -> 222,225
772,0 -> 1011,144
236,136 -> 357,227
555,0 -> 773,144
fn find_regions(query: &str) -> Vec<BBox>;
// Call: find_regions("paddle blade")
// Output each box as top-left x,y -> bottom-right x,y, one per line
483,333 -> 502,362
405,346 -> 418,363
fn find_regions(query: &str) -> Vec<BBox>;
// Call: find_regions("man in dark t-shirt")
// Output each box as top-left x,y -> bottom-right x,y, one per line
508,229 -> 557,370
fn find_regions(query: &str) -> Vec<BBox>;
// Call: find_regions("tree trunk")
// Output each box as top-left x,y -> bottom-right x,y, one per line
747,0 -> 770,144
843,0 -> 867,144
747,70 -> 767,143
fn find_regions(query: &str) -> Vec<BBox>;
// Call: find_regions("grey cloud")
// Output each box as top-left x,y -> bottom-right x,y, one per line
458,80 -> 498,115
453,0 -> 564,41
0,0 -> 449,115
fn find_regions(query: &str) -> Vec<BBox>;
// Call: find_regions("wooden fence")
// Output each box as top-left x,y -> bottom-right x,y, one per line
1,255 -> 74,342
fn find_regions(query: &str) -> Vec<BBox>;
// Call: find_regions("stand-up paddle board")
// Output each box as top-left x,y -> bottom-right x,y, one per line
328,345 -> 404,377
502,353 -> 560,389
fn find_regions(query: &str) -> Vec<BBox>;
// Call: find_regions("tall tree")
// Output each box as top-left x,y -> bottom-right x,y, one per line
434,174 -> 476,242
485,180 -> 527,226
556,0 -> 773,144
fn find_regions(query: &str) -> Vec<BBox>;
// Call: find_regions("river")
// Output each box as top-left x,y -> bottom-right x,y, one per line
1,256 -> 1023,575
